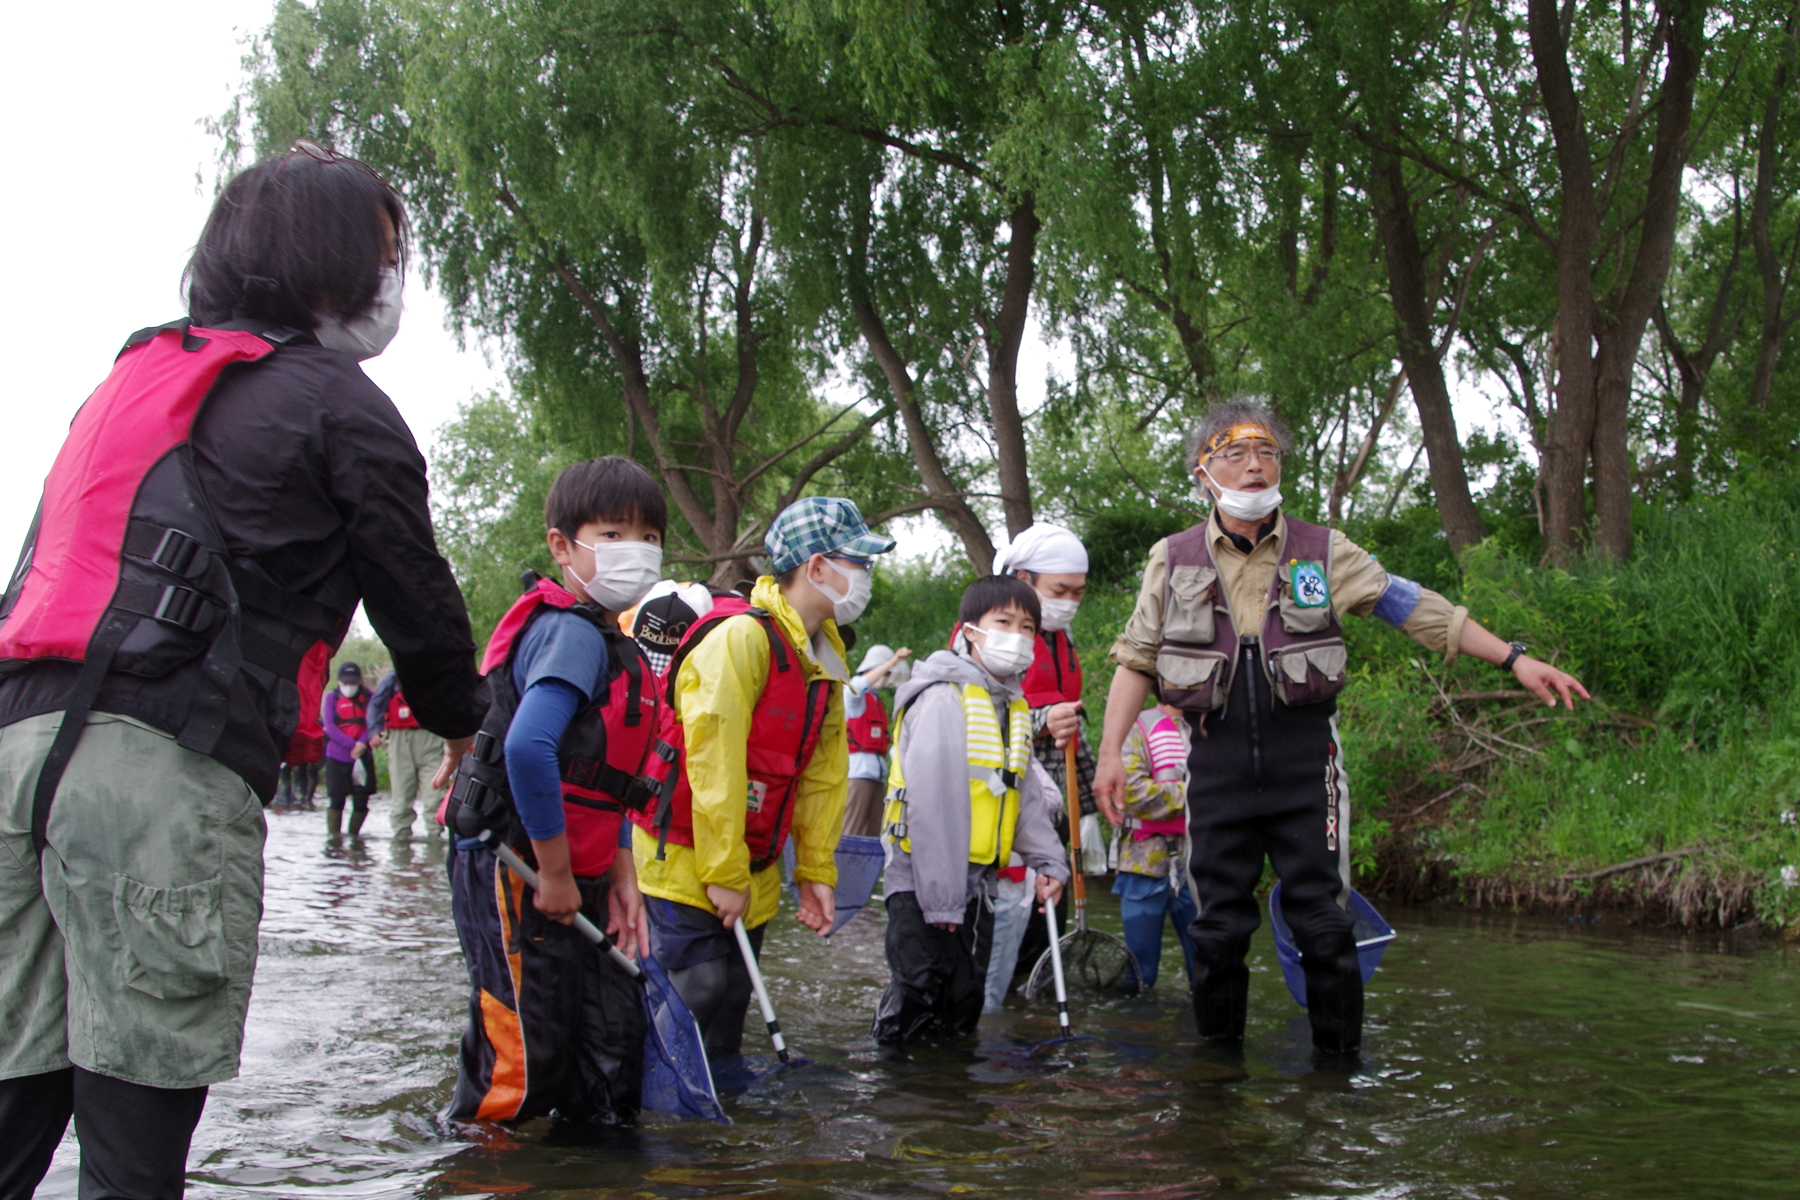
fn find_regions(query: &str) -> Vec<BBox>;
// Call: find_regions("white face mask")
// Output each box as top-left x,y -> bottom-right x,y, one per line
1038,597 -> 1080,633
314,267 -> 403,361
1199,466 -> 1283,523
969,625 -> 1035,679
814,559 -> 872,625
339,682 -> 359,697
569,539 -> 663,612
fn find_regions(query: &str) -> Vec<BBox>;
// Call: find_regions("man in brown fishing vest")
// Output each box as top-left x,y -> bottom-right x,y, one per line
1094,401 -> 1586,1061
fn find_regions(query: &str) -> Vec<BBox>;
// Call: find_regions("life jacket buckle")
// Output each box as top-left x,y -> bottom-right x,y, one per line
470,728 -> 503,765
152,585 -> 208,631
150,527 -> 205,577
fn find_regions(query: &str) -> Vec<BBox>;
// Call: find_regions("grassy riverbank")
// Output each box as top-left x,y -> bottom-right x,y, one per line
862,472 -> 1800,933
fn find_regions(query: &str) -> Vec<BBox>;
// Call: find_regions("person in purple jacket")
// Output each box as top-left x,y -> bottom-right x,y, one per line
323,661 -> 377,837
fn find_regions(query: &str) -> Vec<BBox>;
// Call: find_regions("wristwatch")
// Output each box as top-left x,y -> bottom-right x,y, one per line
1501,641 -> 1528,671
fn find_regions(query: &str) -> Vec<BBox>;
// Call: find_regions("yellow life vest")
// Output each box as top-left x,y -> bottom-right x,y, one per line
884,681 -> 1032,866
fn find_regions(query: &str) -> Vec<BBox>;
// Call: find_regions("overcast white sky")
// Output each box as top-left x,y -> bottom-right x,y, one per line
0,0 -> 504,564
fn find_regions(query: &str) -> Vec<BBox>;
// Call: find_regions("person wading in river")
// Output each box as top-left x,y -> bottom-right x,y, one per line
0,143 -> 484,1195
630,497 -> 894,1058
1094,400 -> 1587,1061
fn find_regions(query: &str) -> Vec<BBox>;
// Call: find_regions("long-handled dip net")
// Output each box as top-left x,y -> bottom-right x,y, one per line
1025,740 -> 1143,1002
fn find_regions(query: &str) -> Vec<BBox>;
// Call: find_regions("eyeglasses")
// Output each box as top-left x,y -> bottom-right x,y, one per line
1207,445 -> 1283,466
273,139 -> 387,184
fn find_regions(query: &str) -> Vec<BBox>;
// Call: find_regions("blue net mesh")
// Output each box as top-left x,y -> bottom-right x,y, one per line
830,834 -> 886,934
638,951 -> 729,1123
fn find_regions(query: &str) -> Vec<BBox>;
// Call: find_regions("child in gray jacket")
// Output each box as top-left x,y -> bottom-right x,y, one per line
872,575 -> 1070,1046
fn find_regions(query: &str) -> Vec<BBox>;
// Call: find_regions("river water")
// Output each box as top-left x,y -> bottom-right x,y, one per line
40,796 -> 1800,1199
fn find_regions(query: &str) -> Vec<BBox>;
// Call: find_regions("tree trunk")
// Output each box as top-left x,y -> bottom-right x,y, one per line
851,296 -> 999,572
1369,149 -> 1489,554
987,194 -> 1039,539
1748,3 -> 1798,412
1529,0 -> 1604,564
1589,0 -> 1706,559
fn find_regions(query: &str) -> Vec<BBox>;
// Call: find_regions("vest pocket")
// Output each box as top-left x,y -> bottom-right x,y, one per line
112,873 -> 230,1000
1155,646 -> 1231,712
1164,565 -> 1219,644
1266,639 -> 1348,707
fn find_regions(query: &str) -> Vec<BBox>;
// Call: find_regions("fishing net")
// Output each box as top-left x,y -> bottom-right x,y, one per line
1024,930 -> 1143,1002
639,952 -> 729,1123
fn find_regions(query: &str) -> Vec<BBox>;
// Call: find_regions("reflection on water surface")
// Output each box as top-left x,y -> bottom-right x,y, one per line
39,796 -> 1800,1198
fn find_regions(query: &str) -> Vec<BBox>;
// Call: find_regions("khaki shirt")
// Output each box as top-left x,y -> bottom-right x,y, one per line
1109,513 -> 1467,675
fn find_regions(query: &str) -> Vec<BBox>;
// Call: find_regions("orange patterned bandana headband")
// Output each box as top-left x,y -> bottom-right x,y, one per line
1203,424 -> 1277,459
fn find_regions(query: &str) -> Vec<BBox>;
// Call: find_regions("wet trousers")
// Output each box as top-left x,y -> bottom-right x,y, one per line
1114,870 -> 1198,990
323,757 -> 372,813
1184,652 -> 1361,1055
873,891 -> 994,1045
383,727 -> 439,837
446,847 -> 645,1126
645,897 -> 766,1060
0,1066 -> 207,1200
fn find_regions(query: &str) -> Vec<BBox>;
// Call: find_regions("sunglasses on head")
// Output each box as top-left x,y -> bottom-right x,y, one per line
273,139 -> 387,184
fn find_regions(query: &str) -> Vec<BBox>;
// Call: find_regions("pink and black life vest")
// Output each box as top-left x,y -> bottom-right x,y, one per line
446,576 -> 669,877
631,596 -> 830,872
0,321 -> 349,851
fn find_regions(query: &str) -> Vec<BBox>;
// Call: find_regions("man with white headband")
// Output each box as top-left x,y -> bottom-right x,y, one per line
1095,400 -> 1587,1062
983,522 -> 1093,1006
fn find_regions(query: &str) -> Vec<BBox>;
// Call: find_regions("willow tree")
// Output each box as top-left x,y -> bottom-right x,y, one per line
239,0 -> 915,583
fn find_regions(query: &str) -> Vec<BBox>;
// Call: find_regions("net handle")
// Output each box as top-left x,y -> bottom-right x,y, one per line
1064,738 -> 1087,930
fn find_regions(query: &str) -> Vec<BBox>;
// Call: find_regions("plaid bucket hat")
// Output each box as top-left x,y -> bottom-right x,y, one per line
764,497 -> 896,575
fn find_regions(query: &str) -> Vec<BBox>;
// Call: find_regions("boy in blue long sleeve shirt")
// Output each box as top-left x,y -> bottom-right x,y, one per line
444,457 -> 668,1128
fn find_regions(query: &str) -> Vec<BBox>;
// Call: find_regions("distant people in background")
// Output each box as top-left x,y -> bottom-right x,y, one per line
1112,705 -> 1197,989
277,641 -> 331,809
369,668 -> 441,839
842,644 -> 911,838
323,662 -> 377,836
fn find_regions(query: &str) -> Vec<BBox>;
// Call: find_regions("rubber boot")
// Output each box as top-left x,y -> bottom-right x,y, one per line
325,807 -> 343,837
347,808 -> 368,837
1296,930 -> 1364,1059
1189,939 -> 1251,1045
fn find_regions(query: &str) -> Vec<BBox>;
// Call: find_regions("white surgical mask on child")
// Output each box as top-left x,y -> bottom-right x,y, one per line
814,559 -> 872,625
1198,466 -> 1283,522
314,267 -> 404,361
1038,597 -> 1079,633
569,539 -> 663,612
970,626 -> 1036,679
339,682 -> 359,697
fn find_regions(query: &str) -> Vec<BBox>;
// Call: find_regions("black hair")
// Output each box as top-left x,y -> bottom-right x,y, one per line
185,149 -> 409,331
545,456 -> 668,536
958,574 -> 1042,629
774,566 -> 801,587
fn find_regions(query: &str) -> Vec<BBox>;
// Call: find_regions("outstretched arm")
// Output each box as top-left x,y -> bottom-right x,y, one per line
1457,619 -> 1589,709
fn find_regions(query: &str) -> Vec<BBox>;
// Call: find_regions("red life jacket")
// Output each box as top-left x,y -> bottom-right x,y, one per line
846,688 -> 891,756
446,577 -> 667,877
332,688 -> 370,740
0,321 -> 349,849
1021,628 -> 1083,707
385,688 -> 421,730
632,596 -> 830,872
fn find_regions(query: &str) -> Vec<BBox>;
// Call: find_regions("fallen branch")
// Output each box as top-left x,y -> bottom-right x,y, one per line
1569,845 -> 1698,881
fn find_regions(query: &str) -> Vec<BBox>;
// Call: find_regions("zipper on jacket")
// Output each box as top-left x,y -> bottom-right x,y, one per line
1241,635 -> 1264,791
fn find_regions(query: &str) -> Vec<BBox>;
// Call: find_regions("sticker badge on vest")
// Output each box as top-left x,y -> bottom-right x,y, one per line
398,706 -> 411,720
746,780 -> 768,813
869,725 -> 884,740
1289,559 -> 1330,609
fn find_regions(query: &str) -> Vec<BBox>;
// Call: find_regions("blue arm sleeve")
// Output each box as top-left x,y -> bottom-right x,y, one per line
504,678 -> 584,841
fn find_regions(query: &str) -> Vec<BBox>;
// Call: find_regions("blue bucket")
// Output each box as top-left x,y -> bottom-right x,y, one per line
1267,882 -> 1396,1009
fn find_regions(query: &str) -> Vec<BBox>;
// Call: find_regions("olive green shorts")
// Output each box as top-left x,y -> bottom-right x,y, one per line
0,711 -> 266,1088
